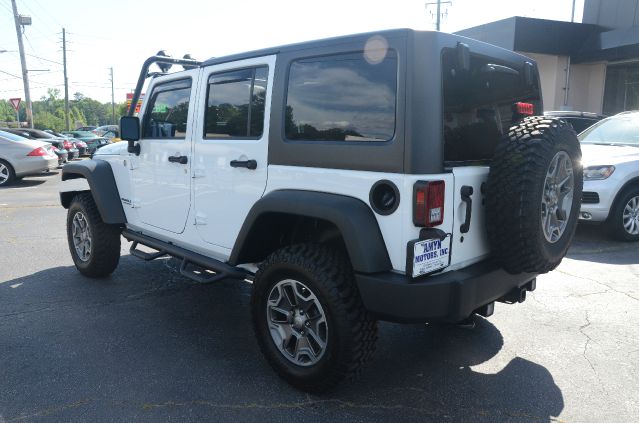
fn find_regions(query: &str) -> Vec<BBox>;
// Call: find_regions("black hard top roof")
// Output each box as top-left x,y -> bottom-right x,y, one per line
200,28 -> 415,67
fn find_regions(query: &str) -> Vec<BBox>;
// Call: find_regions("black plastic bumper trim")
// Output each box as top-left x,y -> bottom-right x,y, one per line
355,260 -> 537,323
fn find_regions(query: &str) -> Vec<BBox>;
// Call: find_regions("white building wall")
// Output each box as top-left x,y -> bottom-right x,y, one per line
521,52 -> 606,113
568,62 -> 606,114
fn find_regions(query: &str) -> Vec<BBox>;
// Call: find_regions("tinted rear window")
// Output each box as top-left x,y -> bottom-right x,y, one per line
442,49 -> 541,163
285,51 -> 397,142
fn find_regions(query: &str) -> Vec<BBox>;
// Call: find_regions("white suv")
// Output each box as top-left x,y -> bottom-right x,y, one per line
59,29 -> 582,392
579,111 -> 639,241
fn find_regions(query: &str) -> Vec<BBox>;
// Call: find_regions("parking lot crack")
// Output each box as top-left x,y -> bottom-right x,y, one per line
554,269 -> 639,302
578,311 -> 609,399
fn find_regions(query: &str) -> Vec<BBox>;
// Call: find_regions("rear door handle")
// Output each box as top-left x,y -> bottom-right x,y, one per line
460,185 -> 473,234
230,159 -> 257,170
168,155 -> 188,164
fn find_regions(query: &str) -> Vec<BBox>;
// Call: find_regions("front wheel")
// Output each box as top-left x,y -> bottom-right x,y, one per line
251,244 -> 377,393
66,193 -> 121,277
607,186 -> 639,241
0,160 -> 15,186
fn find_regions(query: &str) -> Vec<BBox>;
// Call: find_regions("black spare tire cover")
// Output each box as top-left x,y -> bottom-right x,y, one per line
486,116 -> 583,274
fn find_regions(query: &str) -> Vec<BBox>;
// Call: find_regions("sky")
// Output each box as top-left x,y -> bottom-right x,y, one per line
0,0 -> 585,104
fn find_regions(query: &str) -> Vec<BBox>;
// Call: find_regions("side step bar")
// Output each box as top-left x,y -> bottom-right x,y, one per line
122,229 -> 247,283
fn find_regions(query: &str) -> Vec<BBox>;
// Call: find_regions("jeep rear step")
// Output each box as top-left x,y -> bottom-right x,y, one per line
123,229 -> 247,283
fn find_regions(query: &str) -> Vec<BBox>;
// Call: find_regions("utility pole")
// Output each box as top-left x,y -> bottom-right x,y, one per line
63,28 -> 70,131
10,0 -> 33,128
110,67 -> 115,124
425,1 -> 452,31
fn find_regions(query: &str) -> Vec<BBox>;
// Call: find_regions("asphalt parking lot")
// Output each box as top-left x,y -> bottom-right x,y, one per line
1,172 -> 638,422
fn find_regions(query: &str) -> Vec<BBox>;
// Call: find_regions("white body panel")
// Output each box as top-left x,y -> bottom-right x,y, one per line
449,166 -> 490,268
131,69 -> 200,234
192,56 -> 275,249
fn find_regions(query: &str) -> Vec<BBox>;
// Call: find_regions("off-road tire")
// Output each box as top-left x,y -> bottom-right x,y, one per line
607,186 -> 639,242
486,116 -> 583,274
0,160 -> 16,186
251,243 -> 377,393
66,192 -> 121,278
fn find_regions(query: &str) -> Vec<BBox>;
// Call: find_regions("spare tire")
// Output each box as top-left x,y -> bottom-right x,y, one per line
486,116 -> 583,274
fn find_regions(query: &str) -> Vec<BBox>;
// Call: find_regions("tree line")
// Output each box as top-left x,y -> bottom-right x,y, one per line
0,88 -> 129,131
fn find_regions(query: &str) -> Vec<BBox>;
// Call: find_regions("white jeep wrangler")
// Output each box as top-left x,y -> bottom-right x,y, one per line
60,29 -> 582,392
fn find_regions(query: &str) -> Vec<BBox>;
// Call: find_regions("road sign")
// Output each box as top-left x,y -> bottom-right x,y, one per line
9,98 -> 21,111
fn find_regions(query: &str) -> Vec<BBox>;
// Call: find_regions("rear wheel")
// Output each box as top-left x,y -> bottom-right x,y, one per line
0,160 -> 15,186
251,244 -> 377,392
607,186 -> 639,241
486,116 -> 583,274
66,192 -> 121,277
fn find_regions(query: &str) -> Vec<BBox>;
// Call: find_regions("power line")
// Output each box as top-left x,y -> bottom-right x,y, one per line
0,68 -> 22,79
25,52 -> 62,65
30,0 -> 63,28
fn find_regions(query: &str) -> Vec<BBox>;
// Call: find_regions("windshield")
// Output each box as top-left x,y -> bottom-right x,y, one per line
72,131 -> 98,138
28,129 -> 55,139
579,114 -> 639,146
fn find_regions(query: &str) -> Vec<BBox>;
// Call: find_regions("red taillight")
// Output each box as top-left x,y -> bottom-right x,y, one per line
515,102 -> 534,115
413,180 -> 445,227
63,140 -> 73,149
27,147 -> 48,157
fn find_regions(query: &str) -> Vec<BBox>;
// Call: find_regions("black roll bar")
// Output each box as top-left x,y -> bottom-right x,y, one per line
126,55 -> 201,154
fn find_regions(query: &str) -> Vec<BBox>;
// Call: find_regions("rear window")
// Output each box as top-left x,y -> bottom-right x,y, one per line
442,49 -> 541,163
0,130 -> 29,142
285,51 -> 397,142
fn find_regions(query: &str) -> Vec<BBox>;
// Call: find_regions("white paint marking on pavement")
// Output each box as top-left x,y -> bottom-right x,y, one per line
10,283 -> 22,288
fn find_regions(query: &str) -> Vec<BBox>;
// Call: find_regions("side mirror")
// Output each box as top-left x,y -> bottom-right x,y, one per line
120,116 -> 141,155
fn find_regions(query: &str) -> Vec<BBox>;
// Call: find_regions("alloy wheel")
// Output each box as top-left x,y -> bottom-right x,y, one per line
266,279 -> 328,367
541,151 -> 574,243
71,211 -> 92,261
622,195 -> 639,235
0,163 -> 9,185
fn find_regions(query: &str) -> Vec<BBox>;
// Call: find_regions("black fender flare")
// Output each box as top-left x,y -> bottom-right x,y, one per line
229,190 -> 392,273
60,160 -> 126,224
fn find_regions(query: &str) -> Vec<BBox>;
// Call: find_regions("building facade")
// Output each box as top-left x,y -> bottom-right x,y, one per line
457,0 -> 639,116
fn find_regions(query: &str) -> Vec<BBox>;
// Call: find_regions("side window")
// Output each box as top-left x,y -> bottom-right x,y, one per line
285,51 -> 397,142
143,79 -> 192,139
204,66 -> 268,138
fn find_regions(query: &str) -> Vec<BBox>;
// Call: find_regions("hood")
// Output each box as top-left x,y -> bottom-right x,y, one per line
94,141 -> 126,155
580,143 -> 639,166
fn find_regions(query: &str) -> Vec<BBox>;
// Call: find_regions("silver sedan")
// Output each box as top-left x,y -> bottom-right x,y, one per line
0,130 -> 58,186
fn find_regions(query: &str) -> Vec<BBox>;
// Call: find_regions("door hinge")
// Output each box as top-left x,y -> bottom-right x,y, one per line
129,157 -> 139,170
194,212 -> 207,225
192,168 -> 205,178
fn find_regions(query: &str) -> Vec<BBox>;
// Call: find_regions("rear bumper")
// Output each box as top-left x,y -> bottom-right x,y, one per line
15,157 -> 59,177
355,260 -> 537,323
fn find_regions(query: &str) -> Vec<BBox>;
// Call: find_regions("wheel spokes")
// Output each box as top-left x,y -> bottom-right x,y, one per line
265,279 -> 328,367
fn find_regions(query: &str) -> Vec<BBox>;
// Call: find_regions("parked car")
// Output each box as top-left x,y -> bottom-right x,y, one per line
544,111 -> 606,133
46,130 -> 88,156
61,131 -> 110,155
3,128 -> 79,160
93,125 -> 119,138
579,111 -> 639,240
1,128 -> 69,165
0,130 -> 58,186
76,126 -> 97,132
